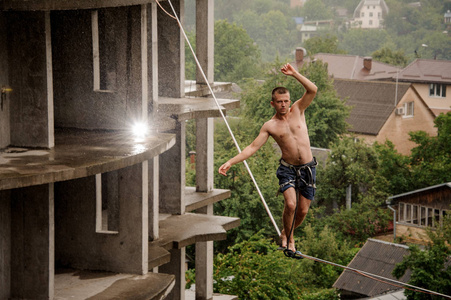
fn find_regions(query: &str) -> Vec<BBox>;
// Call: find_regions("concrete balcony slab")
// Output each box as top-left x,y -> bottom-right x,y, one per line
0,128 -> 175,191
155,96 -> 239,131
54,269 -> 175,300
185,186 -> 231,212
151,213 -> 240,250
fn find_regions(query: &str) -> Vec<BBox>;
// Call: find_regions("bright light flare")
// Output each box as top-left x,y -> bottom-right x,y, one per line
132,122 -> 148,138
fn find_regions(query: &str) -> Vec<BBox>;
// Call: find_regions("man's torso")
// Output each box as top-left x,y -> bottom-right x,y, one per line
265,109 -> 312,165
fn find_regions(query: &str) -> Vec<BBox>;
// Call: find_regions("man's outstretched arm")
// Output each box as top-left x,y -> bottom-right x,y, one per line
281,63 -> 317,111
218,127 -> 270,176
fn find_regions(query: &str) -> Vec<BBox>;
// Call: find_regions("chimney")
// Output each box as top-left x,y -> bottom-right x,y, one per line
363,56 -> 372,70
295,47 -> 306,68
189,150 -> 196,166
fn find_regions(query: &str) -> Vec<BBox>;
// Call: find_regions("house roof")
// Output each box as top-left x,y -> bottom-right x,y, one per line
333,79 -> 410,135
310,53 -> 401,81
333,239 -> 411,297
397,59 -> 451,84
387,182 -> 451,204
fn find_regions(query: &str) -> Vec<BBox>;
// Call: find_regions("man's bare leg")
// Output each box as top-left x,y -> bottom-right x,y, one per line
280,188 -> 311,252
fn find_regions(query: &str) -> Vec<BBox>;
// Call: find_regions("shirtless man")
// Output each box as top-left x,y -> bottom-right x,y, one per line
218,63 -> 317,255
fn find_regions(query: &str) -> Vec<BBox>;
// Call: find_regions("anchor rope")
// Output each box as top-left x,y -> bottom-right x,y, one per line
156,0 -> 281,236
155,2 -> 451,298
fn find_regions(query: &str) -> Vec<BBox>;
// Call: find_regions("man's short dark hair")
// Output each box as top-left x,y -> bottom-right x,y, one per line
271,87 -> 289,102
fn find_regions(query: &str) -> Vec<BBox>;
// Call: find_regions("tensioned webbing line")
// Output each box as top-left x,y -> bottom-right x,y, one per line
157,0 -> 281,237
303,253 -> 451,299
156,2 -> 451,298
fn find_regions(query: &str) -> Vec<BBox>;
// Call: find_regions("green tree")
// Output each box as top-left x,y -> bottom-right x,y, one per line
316,136 -> 380,207
371,47 -> 408,67
339,29 -> 391,56
303,34 -> 347,55
302,0 -> 334,21
408,112 -> 451,189
393,212 -> 451,299
214,20 -> 262,83
213,232 -> 341,299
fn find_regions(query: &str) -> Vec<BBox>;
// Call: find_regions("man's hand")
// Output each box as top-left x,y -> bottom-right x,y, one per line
281,63 -> 296,76
218,162 -> 232,176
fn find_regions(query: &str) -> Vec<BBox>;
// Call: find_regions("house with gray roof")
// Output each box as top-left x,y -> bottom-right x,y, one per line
333,239 -> 411,299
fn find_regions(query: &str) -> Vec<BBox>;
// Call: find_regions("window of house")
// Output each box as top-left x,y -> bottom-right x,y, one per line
378,12 -> 381,18
92,10 -> 117,92
429,83 -> 447,97
369,12 -> 373,17
369,20 -> 373,25
404,101 -> 414,117
361,12 -> 364,17
398,202 -> 449,229
96,171 -> 120,234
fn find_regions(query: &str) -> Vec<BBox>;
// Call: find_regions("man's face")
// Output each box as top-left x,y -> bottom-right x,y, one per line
271,92 -> 291,115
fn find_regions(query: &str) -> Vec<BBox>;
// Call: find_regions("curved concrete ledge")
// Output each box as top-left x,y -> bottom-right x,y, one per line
185,187 -> 231,212
153,213 -> 240,250
0,128 -> 175,191
54,269 -> 175,300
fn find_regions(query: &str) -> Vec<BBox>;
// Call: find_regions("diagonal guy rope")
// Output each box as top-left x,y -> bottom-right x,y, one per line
157,0 -> 281,237
156,2 -> 451,299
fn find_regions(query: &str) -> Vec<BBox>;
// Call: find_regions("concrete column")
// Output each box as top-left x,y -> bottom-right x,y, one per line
160,247 -> 186,300
0,190 -> 11,300
8,11 -> 54,148
195,204 -> 214,300
195,0 -> 214,84
149,156 -> 160,240
11,184 -> 54,300
160,120 -> 186,214
148,2 -> 160,241
149,1 -> 158,116
0,12 -> 10,149
196,118 -> 214,192
158,0 -> 185,98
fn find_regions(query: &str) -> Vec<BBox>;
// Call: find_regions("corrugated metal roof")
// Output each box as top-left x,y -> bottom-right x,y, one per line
333,239 -> 411,297
333,79 -> 410,135
398,59 -> 451,84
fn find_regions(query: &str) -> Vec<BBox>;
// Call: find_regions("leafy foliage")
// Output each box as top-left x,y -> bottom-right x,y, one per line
303,34 -> 347,56
393,213 -> 451,299
213,232 -> 341,299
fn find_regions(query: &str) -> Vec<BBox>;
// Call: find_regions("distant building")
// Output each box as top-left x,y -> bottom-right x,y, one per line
298,20 -> 334,43
291,0 -> 306,8
350,0 -> 389,29
387,182 -> 451,244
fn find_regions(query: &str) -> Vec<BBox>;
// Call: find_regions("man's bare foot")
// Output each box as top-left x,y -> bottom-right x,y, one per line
279,231 -> 287,248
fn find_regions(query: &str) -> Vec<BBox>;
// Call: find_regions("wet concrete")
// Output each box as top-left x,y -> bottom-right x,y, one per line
0,128 -> 175,190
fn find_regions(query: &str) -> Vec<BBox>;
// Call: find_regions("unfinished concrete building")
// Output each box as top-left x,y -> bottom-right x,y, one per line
0,0 -> 239,299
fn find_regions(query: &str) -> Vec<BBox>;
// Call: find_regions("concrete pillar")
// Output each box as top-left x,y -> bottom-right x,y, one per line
196,118 -> 214,192
195,204 -> 214,300
195,0 -> 214,84
158,0 -> 185,98
8,11 -> 54,148
148,2 -> 160,241
149,156 -> 160,240
159,120 -> 186,215
11,184 -> 54,300
0,190 -> 11,300
0,12 -> 10,149
160,247 -> 186,300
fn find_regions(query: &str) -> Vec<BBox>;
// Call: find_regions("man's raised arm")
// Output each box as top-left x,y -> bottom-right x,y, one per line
281,63 -> 317,110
